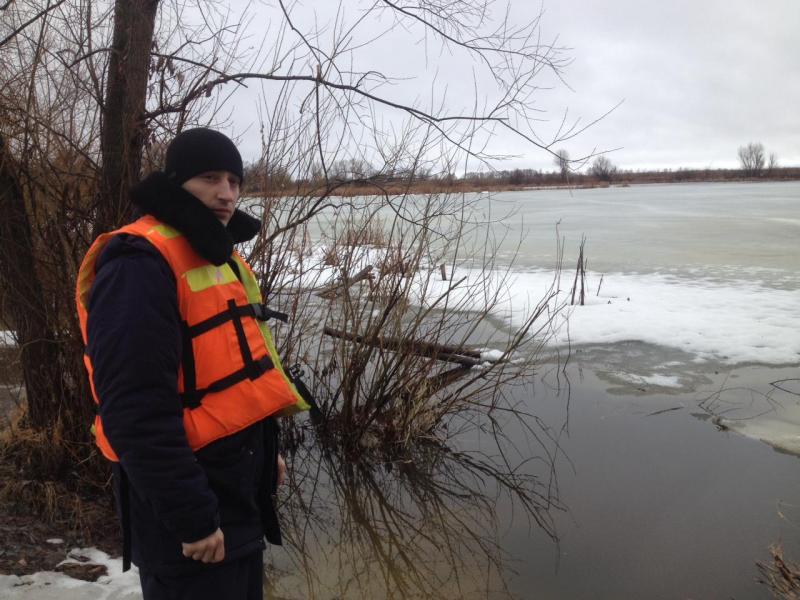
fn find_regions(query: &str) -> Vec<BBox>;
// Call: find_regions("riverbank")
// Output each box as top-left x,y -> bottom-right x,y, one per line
249,167 -> 800,198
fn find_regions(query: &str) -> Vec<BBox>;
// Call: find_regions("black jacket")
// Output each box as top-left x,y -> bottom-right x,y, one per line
86,173 -> 281,574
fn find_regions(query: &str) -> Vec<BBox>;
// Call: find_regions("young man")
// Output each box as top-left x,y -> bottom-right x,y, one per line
76,128 -> 308,599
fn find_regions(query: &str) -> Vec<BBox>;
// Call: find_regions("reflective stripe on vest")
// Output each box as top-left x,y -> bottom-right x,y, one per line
76,215 -> 309,461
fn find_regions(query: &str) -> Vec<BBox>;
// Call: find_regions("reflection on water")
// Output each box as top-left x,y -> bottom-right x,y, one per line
267,425 -> 564,600
264,361 -> 800,599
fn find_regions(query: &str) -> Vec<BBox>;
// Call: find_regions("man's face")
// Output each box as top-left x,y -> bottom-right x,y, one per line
181,170 -> 241,226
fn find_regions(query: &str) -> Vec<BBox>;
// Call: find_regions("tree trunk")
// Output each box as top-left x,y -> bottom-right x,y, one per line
0,137 -> 61,430
97,0 -> 159,234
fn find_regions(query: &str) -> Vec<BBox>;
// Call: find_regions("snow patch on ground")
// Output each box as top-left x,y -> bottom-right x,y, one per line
0,549 -> 141,600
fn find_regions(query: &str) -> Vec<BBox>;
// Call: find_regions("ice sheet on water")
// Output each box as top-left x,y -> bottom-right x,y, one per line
719,411 -> 800,457
695,366 -> 800,457
267,243 -> 800,367
538,271 -> 800,366
615,373 -> 683,389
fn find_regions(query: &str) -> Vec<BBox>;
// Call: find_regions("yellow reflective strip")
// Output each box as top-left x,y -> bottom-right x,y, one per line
183,264 -> 238,292
149,224 -> 181,239
258,320 -> 311,414
231,254 -> 262,303
233,255 -> 310,412
275,399 -> 310,417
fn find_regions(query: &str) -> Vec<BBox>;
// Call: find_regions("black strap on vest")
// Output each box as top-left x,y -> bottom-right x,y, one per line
179,300 -> 285,409
181,355 -> 274,409
185,303 -> 288,338
287,364 -> 324,425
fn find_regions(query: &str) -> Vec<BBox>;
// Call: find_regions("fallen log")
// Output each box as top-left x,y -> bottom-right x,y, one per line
322,327 -> 502,367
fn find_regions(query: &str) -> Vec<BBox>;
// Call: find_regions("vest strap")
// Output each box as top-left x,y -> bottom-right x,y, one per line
181,355 -> 275,409
186,303 -> 288,338
179,300 -> 286,409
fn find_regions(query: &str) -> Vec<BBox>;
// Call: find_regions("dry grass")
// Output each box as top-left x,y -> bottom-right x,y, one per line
320,220 -> 390,268
339,221 -> 389,248
0,406 -> 111,540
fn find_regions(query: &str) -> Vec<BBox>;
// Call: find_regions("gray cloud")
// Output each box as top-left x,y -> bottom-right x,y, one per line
224,0 -> 799,172
520,0 -> 800,170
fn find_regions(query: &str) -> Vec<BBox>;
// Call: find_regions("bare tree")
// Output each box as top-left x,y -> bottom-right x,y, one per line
554,148 -> 570,182
738,142 -> 765,177
767,152 -> 779,174
0,0 -> 584,523
590,155 -> 617,182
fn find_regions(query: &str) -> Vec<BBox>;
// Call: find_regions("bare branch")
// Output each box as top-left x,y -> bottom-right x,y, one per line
0,0 -> 67,48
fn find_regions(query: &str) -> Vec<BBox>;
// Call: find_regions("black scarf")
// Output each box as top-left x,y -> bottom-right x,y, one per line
130,172 -> 261,266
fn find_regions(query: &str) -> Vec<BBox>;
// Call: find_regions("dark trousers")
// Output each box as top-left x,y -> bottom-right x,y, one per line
139,551 -> 264,600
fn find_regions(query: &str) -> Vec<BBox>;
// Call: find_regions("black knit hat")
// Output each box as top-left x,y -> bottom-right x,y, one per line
164,128 -> 244,185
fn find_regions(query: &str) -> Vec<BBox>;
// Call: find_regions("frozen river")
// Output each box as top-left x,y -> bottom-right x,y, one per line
483,181 -> 800,280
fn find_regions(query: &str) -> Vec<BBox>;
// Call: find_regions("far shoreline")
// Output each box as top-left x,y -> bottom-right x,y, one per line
248,167 -> 800,198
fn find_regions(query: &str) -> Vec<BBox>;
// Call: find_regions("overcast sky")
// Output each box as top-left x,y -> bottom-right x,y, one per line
222,0 -> 799,173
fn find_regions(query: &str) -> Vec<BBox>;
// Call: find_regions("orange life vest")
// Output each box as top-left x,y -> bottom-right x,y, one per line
76,215 -> 309,461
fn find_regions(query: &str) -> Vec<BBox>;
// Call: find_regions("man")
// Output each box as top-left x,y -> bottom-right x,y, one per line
75,128 -> 308,599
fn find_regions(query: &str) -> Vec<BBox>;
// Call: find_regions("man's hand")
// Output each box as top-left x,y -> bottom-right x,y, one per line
182,528 -> 225,563
277,453 -> 286,487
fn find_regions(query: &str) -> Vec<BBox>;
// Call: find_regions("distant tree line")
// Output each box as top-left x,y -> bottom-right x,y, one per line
245,147 -> 798,194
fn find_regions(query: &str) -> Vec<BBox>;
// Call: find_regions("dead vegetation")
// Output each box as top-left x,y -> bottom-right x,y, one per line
0,406 -> 113,532
0,407 -> 119,575
247,182 -> 567,457
758,545 -> 800,599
